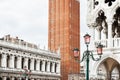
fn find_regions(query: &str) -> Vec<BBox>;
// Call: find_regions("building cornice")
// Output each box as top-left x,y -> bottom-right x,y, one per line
0,40 -> 60,59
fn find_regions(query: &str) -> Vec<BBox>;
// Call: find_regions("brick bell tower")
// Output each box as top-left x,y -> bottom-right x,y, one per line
48,0 -> 80,80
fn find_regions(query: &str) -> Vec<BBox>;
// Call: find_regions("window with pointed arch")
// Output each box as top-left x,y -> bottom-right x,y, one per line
14,56 -> 17,68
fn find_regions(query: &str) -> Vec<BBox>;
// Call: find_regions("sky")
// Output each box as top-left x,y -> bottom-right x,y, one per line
0,0 -> 89,50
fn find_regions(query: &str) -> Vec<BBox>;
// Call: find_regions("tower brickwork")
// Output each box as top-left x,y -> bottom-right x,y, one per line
48,0 -> 80,80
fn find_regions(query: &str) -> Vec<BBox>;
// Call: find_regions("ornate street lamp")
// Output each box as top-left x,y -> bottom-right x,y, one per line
73,33 -> 104,80
21,66 -> 31,80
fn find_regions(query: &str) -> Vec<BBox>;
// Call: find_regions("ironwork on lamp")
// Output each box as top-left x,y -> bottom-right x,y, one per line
20,66 -> 31,80
73,33 -> 104,80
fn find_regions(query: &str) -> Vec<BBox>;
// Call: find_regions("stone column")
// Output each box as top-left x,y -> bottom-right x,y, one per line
107,72 -> 111,80
42,60 -> 45,72
56,62 -> 60,74
24,57 -> 28,69
1,53 -> 7,68
52,62 -> 55,73
101,30 -> 107,40
17,56 -> 22,69
36,59 -> 40,71
10,55 -> 15,68
30,58 -> 34,70
47,61 -> 50,72
107,20 -> 113,47
106,9 -> 113,48
95,28 -> 101,40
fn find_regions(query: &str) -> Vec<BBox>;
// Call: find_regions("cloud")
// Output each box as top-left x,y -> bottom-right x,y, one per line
0,0 -> 48,48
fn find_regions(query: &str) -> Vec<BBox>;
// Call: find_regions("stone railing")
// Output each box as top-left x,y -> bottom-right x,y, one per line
94,38 -> 120,49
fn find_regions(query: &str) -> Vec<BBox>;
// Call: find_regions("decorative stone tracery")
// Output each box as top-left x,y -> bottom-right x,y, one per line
112,7 -> 120,38
95,10 -> 108,40
105,0 -> 116,6
87,0 -> 120,80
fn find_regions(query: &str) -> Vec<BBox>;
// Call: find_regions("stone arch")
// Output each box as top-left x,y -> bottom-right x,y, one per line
111,67 -> 119,79
95,56 -> 118,71
34,59 -> 37,70
40,60 -> 42,71
93,8 -> 106,22
97,57 -> 120,79
91,54 -> 120,77
45,61 -> 47,72
94,9 -> 108,40
97,63 -> 107,79
110,4 -> 120,17
6,54 -> 10,68
14,56 -> 17,68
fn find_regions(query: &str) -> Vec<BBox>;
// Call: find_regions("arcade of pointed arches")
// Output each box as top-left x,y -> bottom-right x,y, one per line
97,57 -> 120,80
89,7 -> 120,79
94,7 -> 120,40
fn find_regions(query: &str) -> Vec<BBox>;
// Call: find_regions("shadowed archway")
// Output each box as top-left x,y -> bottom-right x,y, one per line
97,57 -> 120,80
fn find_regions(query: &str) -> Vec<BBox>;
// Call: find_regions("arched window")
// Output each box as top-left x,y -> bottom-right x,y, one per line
55,63 -> 57,73
40,61 -> 42,71
21,58 -> 24,69
34,59 -> 36,70
45,61 -> 47,72
14,56 -> 17,68
7,55 -> 10,68
112,7 -> 120,38
50,62 -> 53,72
28,59 -> 31,70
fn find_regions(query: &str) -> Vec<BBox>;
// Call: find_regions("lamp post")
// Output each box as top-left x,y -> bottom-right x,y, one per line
73,33 -> 104,80
22,66 -> 31,80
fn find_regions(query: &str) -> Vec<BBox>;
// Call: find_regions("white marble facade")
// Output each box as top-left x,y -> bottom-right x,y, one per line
86,0 -> 120,80
0,35 -> 60,80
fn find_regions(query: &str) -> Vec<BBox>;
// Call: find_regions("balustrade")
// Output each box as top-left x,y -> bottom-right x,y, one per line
94,38 -> 120,48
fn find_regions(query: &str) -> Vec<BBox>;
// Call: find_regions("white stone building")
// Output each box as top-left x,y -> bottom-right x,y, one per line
0,35 -> 61,80
86,0 -> 120,80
